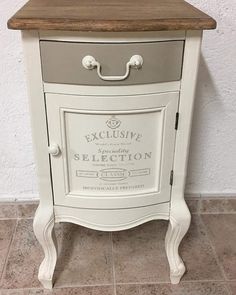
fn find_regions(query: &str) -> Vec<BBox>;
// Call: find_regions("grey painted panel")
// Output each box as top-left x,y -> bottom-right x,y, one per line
40,41 -> 184,85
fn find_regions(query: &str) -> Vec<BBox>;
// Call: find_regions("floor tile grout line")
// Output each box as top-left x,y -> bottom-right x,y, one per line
199,215 -> 229,282
0,279 -> 231,290
0,218 -> 18,221
224,283 -> 233,295
0,219 -> 18,286
53,283 -> 114,289
0,279 -> 230,292
226,279 -> 236,282
199,193 -> 202,214
0,287 -> 43,292
199,194 -> 236,215
110,232 -> 117,295
200,212 -> 236,215
0,217 -> 35,221
115,278 -> 228,285
0,284 -> 114,292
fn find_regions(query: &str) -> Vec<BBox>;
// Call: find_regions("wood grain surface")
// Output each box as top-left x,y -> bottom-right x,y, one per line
8,0 -> 216,31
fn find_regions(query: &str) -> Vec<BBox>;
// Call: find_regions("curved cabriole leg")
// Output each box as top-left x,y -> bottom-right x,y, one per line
165,199 -> 191,284
33,205 -> 57,289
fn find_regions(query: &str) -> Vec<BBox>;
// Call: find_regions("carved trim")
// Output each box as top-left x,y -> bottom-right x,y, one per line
33,208 -> 57,289
38,218 -> 56,280
43,81 -> 181,97
165,200 -> 191,284
165,216 -> 186,284
55,213 -> 169,231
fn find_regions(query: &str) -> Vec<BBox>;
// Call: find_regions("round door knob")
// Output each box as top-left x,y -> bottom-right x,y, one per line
48,144 -> 60,156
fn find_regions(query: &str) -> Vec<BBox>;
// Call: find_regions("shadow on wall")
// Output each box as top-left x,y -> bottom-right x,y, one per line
186,53 -> 220,191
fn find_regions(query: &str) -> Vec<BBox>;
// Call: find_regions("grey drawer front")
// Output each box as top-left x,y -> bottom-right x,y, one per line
40,41 -> 184,86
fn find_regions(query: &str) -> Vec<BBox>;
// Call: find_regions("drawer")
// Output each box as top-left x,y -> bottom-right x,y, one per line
40,41 -> 184,86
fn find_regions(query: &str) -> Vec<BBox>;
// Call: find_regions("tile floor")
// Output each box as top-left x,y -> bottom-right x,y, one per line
0,197 -> 235,294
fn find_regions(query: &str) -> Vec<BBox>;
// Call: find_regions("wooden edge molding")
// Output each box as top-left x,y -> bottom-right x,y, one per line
8,18 -> 217,32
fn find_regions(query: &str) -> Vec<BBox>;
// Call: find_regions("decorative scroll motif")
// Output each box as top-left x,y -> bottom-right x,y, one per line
106,116 -> 121,129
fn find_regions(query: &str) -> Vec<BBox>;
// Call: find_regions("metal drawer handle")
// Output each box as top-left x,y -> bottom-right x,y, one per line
82,55 -> 143,81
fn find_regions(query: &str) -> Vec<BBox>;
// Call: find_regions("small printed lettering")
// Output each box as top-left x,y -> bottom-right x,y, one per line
82,184 -> 145,191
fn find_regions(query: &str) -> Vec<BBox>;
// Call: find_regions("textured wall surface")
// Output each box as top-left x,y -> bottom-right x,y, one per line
0,0 -> 236,201
0,0 -> 38,201
186,0 -> 236,194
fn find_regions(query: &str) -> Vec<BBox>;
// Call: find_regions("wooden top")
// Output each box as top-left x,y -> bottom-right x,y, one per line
8,0 -> 216,32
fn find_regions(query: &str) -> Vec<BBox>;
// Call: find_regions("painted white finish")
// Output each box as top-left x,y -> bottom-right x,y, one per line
48,144 -> 60,156
54,203 -> 170,231
20,31 -> 56,288
82,54 -> 143,81
18,29 -> 205,288
39,30 -> 185,42
165,201 -> 190,284
46,92 -> 179,209
21,31 -> 53,206
43,81 -> 181,96
166,31 -> 202,284
33,204 -> 57,289
2,1 -> 236,200
21,30 -> 57,289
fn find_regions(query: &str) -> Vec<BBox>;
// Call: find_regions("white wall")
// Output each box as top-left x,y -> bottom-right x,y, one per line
186,0 -> 236,194
0,0 -> 236,201
0,0 -> 38,201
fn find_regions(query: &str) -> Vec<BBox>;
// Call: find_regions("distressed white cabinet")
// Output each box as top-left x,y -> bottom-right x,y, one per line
46,92 -> 178,209
8,0 -> 216,289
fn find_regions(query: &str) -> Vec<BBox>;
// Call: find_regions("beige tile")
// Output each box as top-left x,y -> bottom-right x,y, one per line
0,290 -> 43,295
186,198 -> 200,214
112,220 -> 169,283
181,215 -> 223,281
0,286 -> 113,295
1,220 -> 113,289
201,198 -> 236,213
54,223 -> 113,287
17,202 -> 38,218
0,220 -> 16,277
116,282 -> 229,295
228,283 -> 236,295
47,286 -> 114,295
113,216 -> 223,284
0,204 -> 17,219
1,219 -> 43,289
29,292 -> 45,295
202,214 -> 236,280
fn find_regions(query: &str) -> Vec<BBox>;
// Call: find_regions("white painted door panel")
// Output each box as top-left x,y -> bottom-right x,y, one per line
46,92 -> 179,209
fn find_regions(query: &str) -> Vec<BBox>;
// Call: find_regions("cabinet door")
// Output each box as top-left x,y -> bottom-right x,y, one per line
46,92 -> 179,209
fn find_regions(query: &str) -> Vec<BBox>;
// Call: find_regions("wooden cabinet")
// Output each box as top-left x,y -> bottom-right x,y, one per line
46,91 -> 178,209
8,0 -> 216,289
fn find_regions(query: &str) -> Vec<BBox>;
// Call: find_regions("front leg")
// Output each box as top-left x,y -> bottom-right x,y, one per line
33,204 -> 57,289
165,199 -> 191,284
